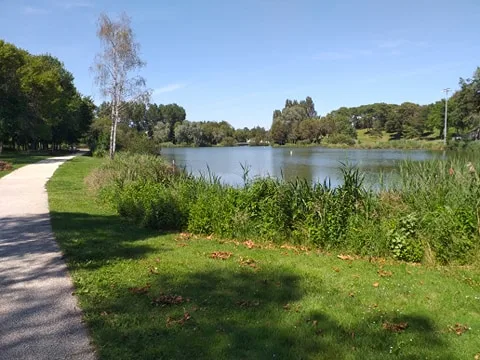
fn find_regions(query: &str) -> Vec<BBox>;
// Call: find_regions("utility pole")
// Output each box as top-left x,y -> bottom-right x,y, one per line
443,88 -> 451,145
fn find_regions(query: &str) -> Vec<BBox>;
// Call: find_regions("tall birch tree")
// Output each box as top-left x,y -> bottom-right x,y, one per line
92,13 -> 147,159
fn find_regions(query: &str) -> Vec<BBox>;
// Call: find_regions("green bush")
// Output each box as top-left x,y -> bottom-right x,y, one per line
388,214 -> 424,262
323,134 -> 356,146
117,181 -> 187,230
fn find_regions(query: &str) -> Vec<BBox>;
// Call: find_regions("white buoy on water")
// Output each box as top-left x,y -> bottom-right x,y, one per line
290,150 -> 293,156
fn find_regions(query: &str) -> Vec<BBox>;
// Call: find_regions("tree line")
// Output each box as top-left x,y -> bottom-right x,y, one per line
88,100 -> 268,154
270,67 -> 480,145
0,40 -> 94,153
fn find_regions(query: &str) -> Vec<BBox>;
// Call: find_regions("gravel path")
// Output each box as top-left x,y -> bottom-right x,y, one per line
0,156 -> 96,360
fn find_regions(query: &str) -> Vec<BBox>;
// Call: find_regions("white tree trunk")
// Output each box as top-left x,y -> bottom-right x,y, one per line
112,92 -> 119,158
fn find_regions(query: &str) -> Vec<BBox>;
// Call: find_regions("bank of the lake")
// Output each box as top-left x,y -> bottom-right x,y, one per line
48,156 -> 480,360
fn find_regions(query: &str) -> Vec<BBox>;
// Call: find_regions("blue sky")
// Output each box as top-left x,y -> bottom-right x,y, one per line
1,0 -> 479,129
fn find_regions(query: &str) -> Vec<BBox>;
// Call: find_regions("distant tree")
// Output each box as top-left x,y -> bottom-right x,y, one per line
92,12 -> 147,159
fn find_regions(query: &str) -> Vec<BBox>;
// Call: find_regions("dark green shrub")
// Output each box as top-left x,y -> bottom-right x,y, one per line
323,134 -> 356,146
117,181 -> 186,230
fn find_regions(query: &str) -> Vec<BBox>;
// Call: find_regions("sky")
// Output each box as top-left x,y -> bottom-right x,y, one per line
1,0 -> 479,129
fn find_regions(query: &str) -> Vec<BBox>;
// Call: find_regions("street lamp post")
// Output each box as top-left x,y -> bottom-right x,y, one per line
443,88 -> 451,145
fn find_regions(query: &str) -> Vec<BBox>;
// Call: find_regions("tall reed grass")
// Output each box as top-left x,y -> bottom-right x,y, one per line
86,152 -> 480,264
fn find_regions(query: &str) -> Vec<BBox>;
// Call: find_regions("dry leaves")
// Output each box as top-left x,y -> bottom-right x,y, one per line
373,282 -> 380,288
283,303 -> 301,312
239,257 -> 257,268
382,322 -> 408,332
474,353 -> 480,360
243,240 -> 256,249
337,254 -> 355,261
377,270 -> 393,277
129,284 -> 151,295
175,232 -> 194,241
166,312 -> 191,327
152,294 -> 188,306
0,161 -> 13,171
236,300 -> 260,308
210,251 -> 233,260
448,323 -> 469,336
148,266 -> 159,275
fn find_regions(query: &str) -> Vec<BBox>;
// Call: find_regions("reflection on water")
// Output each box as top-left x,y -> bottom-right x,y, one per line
161,147 -> 445,187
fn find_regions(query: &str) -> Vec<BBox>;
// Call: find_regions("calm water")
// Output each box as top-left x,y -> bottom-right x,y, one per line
161,147 -> 445,187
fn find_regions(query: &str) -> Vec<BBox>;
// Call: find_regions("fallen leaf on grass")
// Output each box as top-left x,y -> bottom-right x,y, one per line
152,294 -> 188,306
210,251 -> 233,260
337,254 -> 355,261
243,240 -> 255,249
373,282 -> 379,288
474,353 -> 480,360
149,266 -> 159,275
382,322 -> 408,332
177,243 -> 188,247
236,300 -> 260,308
283,303 -> 301,312
448,323 -> 469,336
129,284 -> 151,295
175,232 -> 193,241
166,312 -> 191,327
332,267 -> 340,272
239,257 -> 257,268
348,292 -> 355,297
377,270 -> 393,277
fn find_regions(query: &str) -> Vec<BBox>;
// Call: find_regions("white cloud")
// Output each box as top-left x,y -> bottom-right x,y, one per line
23,6 -> 50,15
153,83 -> 186,94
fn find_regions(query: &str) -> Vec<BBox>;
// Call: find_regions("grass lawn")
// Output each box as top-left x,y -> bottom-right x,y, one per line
356,129 -> 444,150
0,151 -> 51,178
47,156 -> 480,360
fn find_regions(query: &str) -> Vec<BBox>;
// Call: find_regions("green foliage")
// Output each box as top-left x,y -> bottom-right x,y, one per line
48,156 -> 480,360
388,214 -> 424,262
0,40 -> 93,151
117,182 -> 187,230
92,148 -> 107,158
323,133 -> 356,146
89,153 -> 480,265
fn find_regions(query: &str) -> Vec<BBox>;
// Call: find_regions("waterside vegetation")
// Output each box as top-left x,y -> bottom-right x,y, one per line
48,156 -> 480,359
86,152 -> 480,265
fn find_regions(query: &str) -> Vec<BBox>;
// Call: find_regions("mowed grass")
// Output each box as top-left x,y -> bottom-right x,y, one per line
355,129 -> 444,150
0,151 -> 51,178
47,156 -> 480,360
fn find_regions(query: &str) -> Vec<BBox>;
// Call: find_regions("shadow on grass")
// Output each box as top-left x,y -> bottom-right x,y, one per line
88,268 -> 454,360
50,211 -> 164,270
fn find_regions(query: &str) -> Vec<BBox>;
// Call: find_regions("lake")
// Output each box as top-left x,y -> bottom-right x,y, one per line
161,147 -> 445,187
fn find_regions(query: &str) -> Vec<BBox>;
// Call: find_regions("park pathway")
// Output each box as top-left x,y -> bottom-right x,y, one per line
0,156 -> 96,360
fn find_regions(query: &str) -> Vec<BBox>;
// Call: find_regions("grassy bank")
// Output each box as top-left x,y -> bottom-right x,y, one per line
0,151 -> 51,178
272,130 -> 446,150
48,156 -> 479,359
